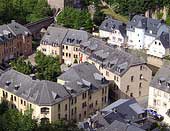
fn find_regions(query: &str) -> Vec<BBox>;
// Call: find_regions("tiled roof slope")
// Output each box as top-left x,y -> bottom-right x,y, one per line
127,15 -> 168,37
150,64 -> 170,93
99,18 -> 126,37
0,20 -> 31,43
80,37 -> 146,76
41,26 -> 91,46
58,62 -> 109,96
0,69 -> 71,106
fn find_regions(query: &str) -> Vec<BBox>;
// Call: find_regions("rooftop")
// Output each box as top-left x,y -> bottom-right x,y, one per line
99,18 -> 126,37
79,99 -> 146,131
41,26 -> 91,46
0,69 -> 71,106
150,64 -> 170,93
80,37 -> 146,76
58,62 -> 109,96
127,15 -> 168,37
0,20 -> 31,43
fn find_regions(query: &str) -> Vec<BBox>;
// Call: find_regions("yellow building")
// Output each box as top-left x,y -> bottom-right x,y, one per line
37,26 -> 91,65
0,62 -> 109,122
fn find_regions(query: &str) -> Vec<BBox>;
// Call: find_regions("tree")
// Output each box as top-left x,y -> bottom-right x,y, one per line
0,0 -> 52,24
35,51 -> 61,82
10,57 -> 33,75
57,7 -> 93,31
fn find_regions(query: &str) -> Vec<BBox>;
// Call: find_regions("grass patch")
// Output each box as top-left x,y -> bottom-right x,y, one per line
101,8 -> 128,23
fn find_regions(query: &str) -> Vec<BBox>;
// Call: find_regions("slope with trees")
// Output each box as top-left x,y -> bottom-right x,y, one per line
57,7 -> 93,31
0,0 -> 52,24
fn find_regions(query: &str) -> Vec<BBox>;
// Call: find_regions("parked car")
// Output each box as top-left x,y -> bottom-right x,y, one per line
145,108 -> 164,121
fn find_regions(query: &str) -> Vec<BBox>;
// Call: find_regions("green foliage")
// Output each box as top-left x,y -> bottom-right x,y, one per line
10,57 -> 33,75
106,0 -> 170,16
10,52 -> 61,82
166,13 -> 170,25
57,7 -> 93,31
0,0 -> 52,24
35,51 -> 61,82
157,12 -> 163,19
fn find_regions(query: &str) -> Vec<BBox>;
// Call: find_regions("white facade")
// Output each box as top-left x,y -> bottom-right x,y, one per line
147,39 -> 166,58
127,24 -> 168,50
148,86 -> 170,125
99,29 -> 125,47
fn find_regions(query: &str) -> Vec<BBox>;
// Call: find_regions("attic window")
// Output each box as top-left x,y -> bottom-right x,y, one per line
5,81 -> 11,86
166,82 -> 170,88
159,77 -> 165,85
14,85 -> 20,90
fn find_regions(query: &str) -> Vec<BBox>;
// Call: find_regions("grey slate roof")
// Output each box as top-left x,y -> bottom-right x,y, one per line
157,32 -> 170,49
58,62 -> 109,96
41,26 -> 91,46
79,99 -> 146,131
80,37 -> 146,76
41,26 -> 68,45
127,15 -> 167,37
0,69 -> 71,106
150,64 -> 170,93
63,28 -> 91,46
0,20 -> 31,43
99,18 -> 126,37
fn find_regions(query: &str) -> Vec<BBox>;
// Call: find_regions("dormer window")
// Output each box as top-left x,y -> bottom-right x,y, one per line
14,85 -> 20,90
149,30 -> 152,34
159,77 -> 165,85
166,81 -> 170,88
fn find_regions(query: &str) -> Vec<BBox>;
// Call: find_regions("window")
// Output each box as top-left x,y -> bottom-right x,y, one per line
131,76 -> 134,82
82,102 -> 87,108
66,53 -> 68,57
114,76 -> 116,80
106,71 -> 109,76
11,95 -> 13,101
24,101 -> 26,106
95,100 -> 98,106
117,77 -> 119,82
69,53 -> 71,57
58,113 -> 60,120
79,114 -> 81,120
139,82 -> 142,88
102,88 -> 104,95
74,97 -> 77,104
126,85 -> 129,92
84,111 -> 86,117
140,66 -> 143,70
71,109 -> 74,115
21,99 -> 23,104
14,96 -> 16,101
41,107 -> 49,114
62,52 -> 64,56
65,114 -> 67,120
65,104 -> 67,111
58,104 -> 60,111
130,93 -> 133,97
82,92 -> 87,99
75,107 -> 77,114
105,96 -> 107,103
139,91 -> 141,96
66,46 -> 68,49
140,74 -> 143,80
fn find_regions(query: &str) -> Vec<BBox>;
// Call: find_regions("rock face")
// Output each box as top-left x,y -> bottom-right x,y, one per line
145,6 -> 169,20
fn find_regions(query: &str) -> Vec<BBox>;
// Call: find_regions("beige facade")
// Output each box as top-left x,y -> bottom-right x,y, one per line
148,86 -> 170,125
48,0 -> 74,9
57,79 -> 109,121
79,52 -> 152,101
